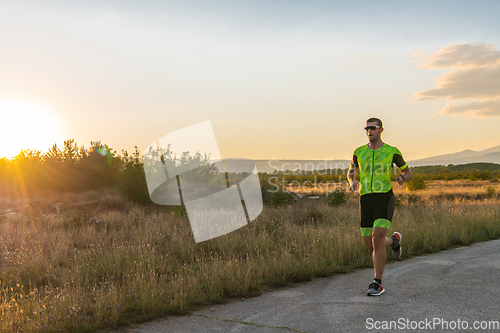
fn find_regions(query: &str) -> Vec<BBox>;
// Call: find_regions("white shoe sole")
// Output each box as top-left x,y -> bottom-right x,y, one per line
367,287 -> 385,296
392,232 -> 402,259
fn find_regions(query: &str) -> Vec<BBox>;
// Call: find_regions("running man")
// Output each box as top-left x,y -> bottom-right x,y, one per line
348,118 -> 412,296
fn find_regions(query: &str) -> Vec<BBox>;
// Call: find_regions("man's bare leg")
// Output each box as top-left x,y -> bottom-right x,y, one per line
371,227 -> 393,279
362,235 -> 373,252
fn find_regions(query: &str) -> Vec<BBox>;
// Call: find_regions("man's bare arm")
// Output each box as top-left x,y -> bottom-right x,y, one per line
348,164 -> 359,192
396,167 -> 412,185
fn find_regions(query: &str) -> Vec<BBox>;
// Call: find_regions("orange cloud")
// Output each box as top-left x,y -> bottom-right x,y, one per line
440,98 -> 500,118
419,43 -> 500,69
412,67 -> 500,101
411,43 -> 500,118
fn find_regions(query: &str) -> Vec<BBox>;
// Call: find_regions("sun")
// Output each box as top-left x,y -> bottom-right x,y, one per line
0,100 -> 65,159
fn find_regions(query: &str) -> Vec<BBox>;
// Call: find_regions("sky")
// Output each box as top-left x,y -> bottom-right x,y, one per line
1,0 -> 500,161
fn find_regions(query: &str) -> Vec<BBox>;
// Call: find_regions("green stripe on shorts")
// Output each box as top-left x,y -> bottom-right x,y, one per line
360,227 -> 373,236
373,218 -> 391,229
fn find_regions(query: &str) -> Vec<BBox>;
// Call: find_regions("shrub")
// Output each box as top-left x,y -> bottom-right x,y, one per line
406,176 -> 427,191
290,207 -> 325,225
117,147 -> 152,204
325,189 -> 347,206
118,165 -> 151,204
307,208 -> 324,223
261,187 -> 294,208
485,185 -> 496,197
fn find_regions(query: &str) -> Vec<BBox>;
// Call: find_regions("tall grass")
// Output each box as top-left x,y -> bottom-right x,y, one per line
1,182 -> 499,332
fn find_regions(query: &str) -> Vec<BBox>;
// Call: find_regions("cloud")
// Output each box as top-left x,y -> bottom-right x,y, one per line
419,43 -> 500,69
440,98 -> 500,118
412,66 -> 500,101
410,50 -> 427,63
342,53 -> 380,68
343,54 -> 365,68
411,42 -> 500,118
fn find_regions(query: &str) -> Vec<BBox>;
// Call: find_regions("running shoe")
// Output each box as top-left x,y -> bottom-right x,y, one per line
391,231 -> 402,259
366,281 -> 385,296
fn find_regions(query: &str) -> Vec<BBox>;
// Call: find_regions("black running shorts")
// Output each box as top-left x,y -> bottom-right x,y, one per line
359,189 -> 395,236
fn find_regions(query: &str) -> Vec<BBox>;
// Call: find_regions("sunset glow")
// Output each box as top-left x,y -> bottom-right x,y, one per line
1,1 -> 500,160
0,100 -> 64,158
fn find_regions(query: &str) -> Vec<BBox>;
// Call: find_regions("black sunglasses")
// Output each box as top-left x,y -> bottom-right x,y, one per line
364,125 -> 381,131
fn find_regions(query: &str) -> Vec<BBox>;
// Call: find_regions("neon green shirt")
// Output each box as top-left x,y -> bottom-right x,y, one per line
351,143 -> 408,196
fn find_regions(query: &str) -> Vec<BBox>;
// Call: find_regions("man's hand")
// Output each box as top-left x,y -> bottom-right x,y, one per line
396,175 -> 405,185
349,181 -> 359,192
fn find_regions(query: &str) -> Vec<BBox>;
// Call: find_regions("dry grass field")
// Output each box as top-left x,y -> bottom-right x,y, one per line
283,179 -> 495,197
0,180 -> 499,332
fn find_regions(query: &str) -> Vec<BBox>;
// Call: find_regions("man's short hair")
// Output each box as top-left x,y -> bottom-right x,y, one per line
366,117 -> 383,128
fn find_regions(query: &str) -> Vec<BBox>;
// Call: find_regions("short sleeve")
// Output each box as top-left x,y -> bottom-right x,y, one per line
392,148 -> 407,170
351,152 -> 359,168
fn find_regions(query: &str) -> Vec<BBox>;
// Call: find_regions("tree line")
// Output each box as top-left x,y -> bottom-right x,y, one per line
0,140 -> 243,204
1,141 -> 499,205
0,139 -> 150,203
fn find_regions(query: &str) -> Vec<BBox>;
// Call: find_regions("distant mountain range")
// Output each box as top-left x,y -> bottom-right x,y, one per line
408,145 -> 500,167
249,145 -> 500,173
252,159 -> 351,173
